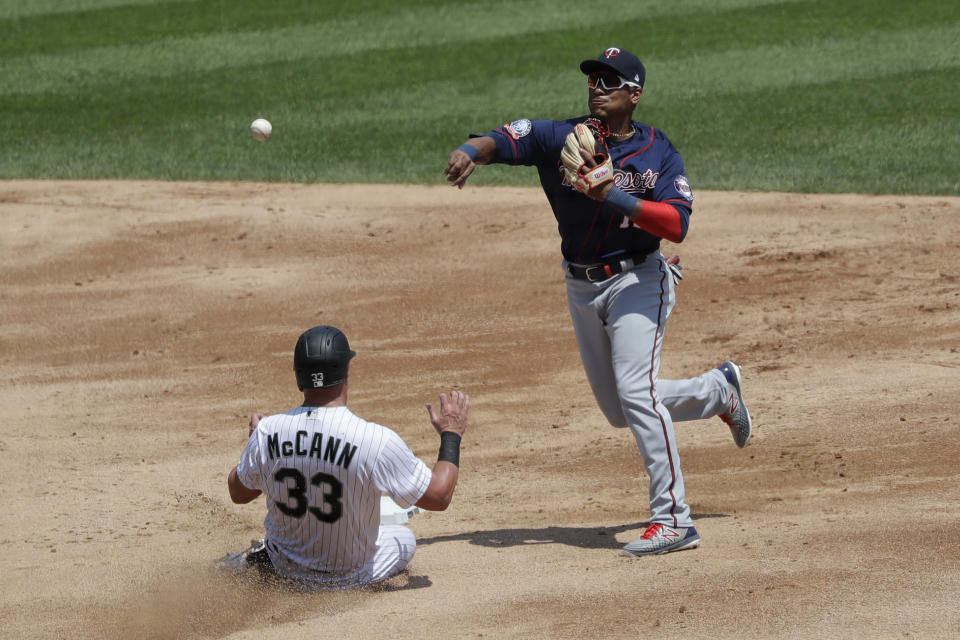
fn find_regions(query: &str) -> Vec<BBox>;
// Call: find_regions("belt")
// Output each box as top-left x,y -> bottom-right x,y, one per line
567,253 -> 650,282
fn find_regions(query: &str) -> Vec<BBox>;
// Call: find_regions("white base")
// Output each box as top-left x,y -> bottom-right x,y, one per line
379,496 -> 423,526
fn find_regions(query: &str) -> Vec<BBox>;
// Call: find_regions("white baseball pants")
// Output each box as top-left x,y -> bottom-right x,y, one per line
267,524 -> 416,590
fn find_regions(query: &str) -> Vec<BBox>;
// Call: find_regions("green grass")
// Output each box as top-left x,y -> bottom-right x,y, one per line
1,0 -> 957,194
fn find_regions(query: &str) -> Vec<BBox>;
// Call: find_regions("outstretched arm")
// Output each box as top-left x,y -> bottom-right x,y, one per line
417,391 -> 470,510
443,137 -> 497,189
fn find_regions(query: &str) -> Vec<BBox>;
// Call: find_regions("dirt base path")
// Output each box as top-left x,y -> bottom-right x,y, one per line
1,181 -> 958,639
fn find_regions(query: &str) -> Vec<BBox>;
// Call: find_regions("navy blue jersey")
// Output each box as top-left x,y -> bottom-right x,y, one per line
483,116 -> 694,264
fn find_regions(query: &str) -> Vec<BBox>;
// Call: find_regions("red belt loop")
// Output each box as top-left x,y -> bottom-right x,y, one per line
603,264 -> 614,278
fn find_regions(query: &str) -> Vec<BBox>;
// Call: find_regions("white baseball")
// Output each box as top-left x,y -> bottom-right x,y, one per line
250,118 -> 272,141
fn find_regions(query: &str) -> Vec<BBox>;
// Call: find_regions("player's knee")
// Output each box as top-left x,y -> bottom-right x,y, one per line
600,407 -> 629,428
380,525 -> 416,560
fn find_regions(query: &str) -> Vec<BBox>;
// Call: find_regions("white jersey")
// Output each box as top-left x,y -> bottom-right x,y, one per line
236,405 -> 432,579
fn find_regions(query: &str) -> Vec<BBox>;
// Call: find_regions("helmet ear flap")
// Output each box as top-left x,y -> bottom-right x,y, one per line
293,326 -> 356,390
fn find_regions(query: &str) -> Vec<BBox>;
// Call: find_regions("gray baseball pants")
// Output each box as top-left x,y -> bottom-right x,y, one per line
565,252 -> 730,528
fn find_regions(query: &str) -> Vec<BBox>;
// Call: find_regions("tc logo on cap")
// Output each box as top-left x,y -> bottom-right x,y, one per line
603,47 -> 621,58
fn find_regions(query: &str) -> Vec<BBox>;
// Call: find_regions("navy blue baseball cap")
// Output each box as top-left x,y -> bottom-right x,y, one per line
580,47 -> 645,88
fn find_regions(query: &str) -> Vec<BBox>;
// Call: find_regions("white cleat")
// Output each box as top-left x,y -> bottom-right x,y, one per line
718,361 -> 752,448
622,523 -> 701,557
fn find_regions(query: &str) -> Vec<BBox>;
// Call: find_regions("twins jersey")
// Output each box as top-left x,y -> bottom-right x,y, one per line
235,406 -> 431,576
482,117 -> 694,264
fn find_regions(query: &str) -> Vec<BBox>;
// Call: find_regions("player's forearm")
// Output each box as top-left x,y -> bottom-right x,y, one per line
605,187 -> 687,243
227,466 -> 262,504
416,462 -> 459,511
457,136 -> 497,165
416,429 -> 462,510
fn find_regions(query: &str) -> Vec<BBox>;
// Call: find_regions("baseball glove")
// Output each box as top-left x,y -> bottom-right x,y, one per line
560,123 -> 613,197
665,255 -> 683,285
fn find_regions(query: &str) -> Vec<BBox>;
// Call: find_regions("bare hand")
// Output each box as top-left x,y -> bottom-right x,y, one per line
443,149 -> 476,189
426,391 -> 469,437
248,413 -> 264,437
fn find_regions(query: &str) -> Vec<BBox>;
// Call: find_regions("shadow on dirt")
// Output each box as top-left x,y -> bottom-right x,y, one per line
417,513 -> 729,550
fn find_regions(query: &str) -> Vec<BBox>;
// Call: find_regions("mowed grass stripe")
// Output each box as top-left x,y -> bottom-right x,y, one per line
8,66 -> 957,191
4,0 -> 950,61
17,19 -> 946,131
4,2 -> 955,98
0,0 -> 465,56
675,67 -> 960,194
647,23 -> 960,102
1,0 -> 957,193
3,27 -> 957,190
0,0 -> 165,19
4,6 -> 955,103
1,0 -> 818,95
633,0 -> 958,56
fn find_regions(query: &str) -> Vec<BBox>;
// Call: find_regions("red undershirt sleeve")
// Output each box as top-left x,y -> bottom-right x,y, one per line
635,200 -> 686,243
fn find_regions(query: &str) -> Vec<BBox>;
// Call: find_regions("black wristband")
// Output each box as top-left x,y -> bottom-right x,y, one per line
438,431 -> 462,467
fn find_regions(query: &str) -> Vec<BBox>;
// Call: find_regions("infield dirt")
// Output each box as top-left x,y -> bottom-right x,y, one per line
1,181 -> 958,639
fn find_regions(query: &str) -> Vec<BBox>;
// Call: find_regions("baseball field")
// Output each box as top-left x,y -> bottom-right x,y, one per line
2,1 -> 959,639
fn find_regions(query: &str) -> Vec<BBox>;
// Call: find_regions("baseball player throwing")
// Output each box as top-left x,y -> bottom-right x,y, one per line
444,47 -> 751,556
221,325 -> 470,588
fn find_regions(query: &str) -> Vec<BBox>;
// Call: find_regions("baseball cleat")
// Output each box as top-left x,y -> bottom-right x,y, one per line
718,361 -> 752,448
215,539 -> 269,573
622,523 -> 701,556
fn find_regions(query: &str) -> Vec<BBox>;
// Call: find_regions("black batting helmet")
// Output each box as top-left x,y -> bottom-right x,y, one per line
293,325 -> 356,390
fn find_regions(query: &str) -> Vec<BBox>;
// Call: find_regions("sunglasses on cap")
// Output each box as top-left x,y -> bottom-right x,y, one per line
587,71 -> 641,91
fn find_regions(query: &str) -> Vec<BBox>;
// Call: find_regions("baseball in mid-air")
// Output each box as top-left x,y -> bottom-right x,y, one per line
250,118 -> 272,141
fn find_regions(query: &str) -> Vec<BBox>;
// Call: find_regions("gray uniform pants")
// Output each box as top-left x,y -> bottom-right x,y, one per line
565,252 -> 730,528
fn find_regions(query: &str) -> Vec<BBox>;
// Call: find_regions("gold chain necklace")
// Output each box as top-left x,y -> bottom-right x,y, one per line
608,128 -> 635,139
